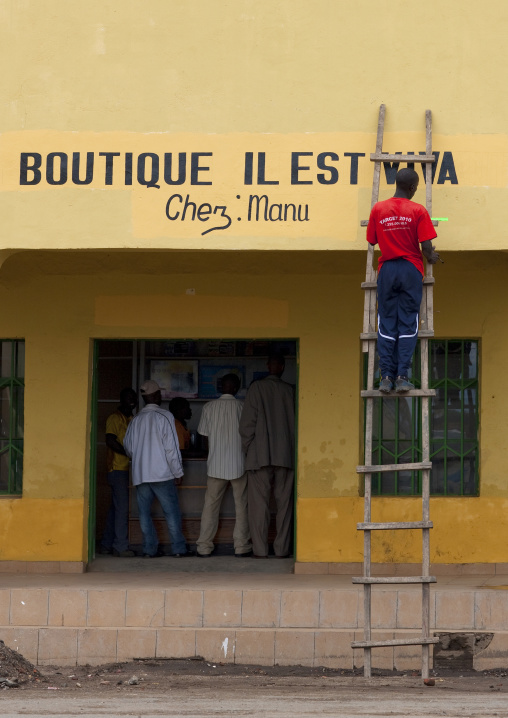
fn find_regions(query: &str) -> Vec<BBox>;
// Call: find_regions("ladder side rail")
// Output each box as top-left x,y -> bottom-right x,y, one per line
363,474 -> 372,678
362,284 -> 377,354
424,109 -> 435,286
422,109 -> 434,679
420,278 -> 429,332
366,106 -> 386,283
425,278 -> 434,333
425,110 -> 433,219
371,104 -> 386,210
365,245 -> 377,287
420,109 -> 434,333
421,340 -> 431,679
362,104 -> 385,349
361,106 -> 385,678
421,506 -> 431,677
363,340 -> 376,678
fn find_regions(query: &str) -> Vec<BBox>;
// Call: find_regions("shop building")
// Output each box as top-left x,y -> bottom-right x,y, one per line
0,0 -> 506,574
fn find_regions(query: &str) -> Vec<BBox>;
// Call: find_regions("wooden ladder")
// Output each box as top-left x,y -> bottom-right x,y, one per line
352,105 -> 439,679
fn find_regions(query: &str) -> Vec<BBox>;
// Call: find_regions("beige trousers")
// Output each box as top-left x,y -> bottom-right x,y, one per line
197,474 -> 252,555
247,466 -> 294,557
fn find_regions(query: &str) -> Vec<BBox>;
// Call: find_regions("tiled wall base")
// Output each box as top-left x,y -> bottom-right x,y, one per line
1,584 -> 508,669
2,626 -> 507,670
295,562 -> 508,576
1,626 -> 435,669
0,562 -> 86,574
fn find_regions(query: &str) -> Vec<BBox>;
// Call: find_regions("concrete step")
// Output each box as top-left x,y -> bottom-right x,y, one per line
0,574 -> 507,670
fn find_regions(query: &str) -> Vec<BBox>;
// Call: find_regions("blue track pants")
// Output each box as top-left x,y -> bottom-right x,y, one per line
377,258 -> 423,378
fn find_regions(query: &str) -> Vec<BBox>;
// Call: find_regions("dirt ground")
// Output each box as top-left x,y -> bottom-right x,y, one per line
1,640 -> 507,697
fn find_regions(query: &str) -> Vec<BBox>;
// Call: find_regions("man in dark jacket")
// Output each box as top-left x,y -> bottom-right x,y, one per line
239,354 -> 295,558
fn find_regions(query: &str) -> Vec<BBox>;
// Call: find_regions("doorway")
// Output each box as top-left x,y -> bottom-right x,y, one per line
89,338 -> 298,561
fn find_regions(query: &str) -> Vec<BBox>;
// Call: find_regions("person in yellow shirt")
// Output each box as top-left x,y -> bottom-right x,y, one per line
99,388 -> 138,557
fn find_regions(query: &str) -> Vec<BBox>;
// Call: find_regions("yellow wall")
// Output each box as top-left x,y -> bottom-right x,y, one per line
297,498 -> 508,564
0,1 -> 507,252
1,1 -> 508,562
1,0 -> 505,136
0,250 -> 505,562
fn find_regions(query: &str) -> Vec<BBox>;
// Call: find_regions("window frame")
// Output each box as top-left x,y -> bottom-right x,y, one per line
0,340 -> 25,496
363,339 -> 479,497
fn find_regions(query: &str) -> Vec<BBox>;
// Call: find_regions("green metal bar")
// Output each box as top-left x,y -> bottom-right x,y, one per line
0,341 -> 24,496
13,342 -> 22,494
0,379 -> 24,390
8,343 -> 15,493
293,339 -> 300,559
87,341 -> 99,563
394,398 -> 399,494
460,344 -> 464,495
414,348 -> 421,495
416,396 -> 421,494
475,343 -> 479,494
362,364 -> 367,491
444,341 -> 448,496
375,399 -> 381,494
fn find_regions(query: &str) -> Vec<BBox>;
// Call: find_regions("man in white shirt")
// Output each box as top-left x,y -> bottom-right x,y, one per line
123,380 -> 193,558
196,374 -> 252,558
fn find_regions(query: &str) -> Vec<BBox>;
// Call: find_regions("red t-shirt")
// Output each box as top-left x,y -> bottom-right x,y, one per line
366,197 -> 437,276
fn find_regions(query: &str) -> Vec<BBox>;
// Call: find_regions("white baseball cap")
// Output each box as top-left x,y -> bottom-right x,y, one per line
140,380 -> 163,395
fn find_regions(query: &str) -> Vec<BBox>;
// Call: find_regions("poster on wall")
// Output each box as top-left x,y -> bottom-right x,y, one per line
150,360 -> 199,400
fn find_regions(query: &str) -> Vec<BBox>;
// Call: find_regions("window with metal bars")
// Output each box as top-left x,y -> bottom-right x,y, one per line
0,341 -> 25,495
363,339 -> 479,496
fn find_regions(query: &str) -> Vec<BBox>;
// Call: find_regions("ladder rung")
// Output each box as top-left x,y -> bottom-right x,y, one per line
361,389 -> 436,398
352,576 -> 437,585
361,277 -> 435,289
360,220 -> 439,227
357,521 -> 433,531
357,461 -> 432,474
352,638 -> 439,649
370,153 -> 436,163
360,330 -> 434,340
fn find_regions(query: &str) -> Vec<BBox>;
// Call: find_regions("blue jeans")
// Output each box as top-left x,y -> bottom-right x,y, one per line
101,470 -> 130,553
377,258 -> 423,378
136,480 -> 187,555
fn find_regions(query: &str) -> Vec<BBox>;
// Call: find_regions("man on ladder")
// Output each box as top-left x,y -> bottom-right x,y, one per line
367,168 -> 440,393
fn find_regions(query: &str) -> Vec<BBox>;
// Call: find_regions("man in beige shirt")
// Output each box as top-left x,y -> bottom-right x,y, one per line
239,354 -> 295,558
196,374 -> 251,558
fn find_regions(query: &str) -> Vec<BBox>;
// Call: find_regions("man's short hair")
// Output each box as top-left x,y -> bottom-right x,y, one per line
395,168 -> 419,191
120,387 -> 136,403
168,397 -> 189,414
221,373 -> 241,392
267,352 -> 285,365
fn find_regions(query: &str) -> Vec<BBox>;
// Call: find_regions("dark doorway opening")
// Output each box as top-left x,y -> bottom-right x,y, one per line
90,339 -> 298,562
